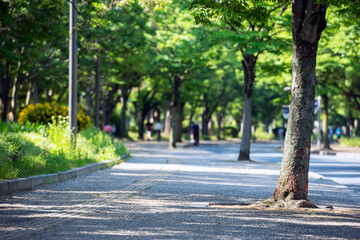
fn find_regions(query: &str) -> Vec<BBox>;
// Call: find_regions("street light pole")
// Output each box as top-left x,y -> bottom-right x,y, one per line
69,0 -> 78,146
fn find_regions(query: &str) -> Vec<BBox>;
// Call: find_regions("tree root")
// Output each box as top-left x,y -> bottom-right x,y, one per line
250,198 -> 318,209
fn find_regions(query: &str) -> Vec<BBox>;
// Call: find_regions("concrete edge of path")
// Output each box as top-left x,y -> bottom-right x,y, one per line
320,150 -> 360,158
0,153 -> 130,195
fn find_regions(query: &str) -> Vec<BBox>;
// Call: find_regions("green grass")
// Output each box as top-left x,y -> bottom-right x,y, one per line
339,137 -> 360,147
0,118 -> 128,181
252,128 -> 275,141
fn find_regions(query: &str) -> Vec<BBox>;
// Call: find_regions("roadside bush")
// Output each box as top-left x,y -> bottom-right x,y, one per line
18,102 -> 91,130
253,128 -> 275,141
225,126 -> 239,138
340,137 -> 360,147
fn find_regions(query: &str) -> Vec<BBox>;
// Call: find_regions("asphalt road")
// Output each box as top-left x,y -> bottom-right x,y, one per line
1,141 -> 359,239
245,143 -> 360,193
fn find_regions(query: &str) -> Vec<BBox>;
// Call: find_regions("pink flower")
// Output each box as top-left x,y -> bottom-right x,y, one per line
103,125 -> 112,132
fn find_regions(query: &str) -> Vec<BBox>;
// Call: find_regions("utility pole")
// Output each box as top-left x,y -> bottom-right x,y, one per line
69,0 -> 78,146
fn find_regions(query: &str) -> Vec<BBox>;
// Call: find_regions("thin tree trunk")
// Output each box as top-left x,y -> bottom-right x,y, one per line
164,104 -> 171,136
273,0 -> 327,202
33,81 -> 39,104
10,74 -> 19,122
175,102 -> 184,142
347,109 -> 354,137
238,54 -> 256,161
202,94 -> 210,136
169,75 -> 181,148
119,88 -> 129,138
86,69 -> 92,117
322,94 -> 330,149
25,81 -> 32,106
138,110 -> 146,140
102,89 -> 107,126
95,56 -> 100,128
217,113 -> 222,140
1,60 -> 11,122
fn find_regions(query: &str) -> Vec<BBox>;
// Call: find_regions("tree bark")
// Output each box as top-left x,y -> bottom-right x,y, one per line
94,56 -> 100,128
202,94 -> 210,136
273,0 -> 327,202
138,110 -> 146,140
322,93 -> 330,149
0,60 -> 11,122
238,54 -> 256,161
217,112 -> 223,140
169,75 -> 182,148
164,104 -> 171,136
10,72 -> 19,122
32,81 -> 39,104
25,80 -> 32,106
175,102 -> 184,142
347,109 -> 354,137
86,68 -> 92,117
119,88 -> 130,138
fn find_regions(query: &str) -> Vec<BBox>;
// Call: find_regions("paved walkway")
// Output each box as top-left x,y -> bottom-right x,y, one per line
0,142 -> 359,239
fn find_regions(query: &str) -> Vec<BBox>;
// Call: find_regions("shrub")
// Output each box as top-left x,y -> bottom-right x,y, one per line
340,137 -> 360,147
225,126 -> 239,138
253,128 -> 275,141
18,102 -> 91,130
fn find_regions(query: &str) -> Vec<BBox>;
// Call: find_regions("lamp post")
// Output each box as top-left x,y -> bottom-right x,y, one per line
69,0 -> 78,146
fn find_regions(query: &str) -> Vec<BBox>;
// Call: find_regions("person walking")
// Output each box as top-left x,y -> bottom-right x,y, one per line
335,126 -> 342,143
146,121 -> 152,141
154,121 -> 162,141
192,120 -> 200,146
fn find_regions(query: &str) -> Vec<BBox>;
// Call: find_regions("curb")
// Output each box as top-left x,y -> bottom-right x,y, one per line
318,150 -> 360,158
0,153 -> 130,195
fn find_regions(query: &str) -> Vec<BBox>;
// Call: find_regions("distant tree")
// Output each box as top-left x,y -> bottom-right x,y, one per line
190,0 -> 359,207
190,1 -> 290,160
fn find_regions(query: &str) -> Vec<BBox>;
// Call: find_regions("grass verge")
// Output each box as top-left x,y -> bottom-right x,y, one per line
339,137 -> 360,147
0,118 -> 129,180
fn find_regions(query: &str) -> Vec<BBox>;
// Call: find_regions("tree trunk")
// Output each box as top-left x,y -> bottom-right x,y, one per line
164,104 -> 171,136
102,89 -> 107,126
202,114 -> 209,136
202,94 -> 210,136
119,88 -> 129,138
86,69 -> 92,117
95,56 -> 100,128
347,109 -> 354,137
25,81 -> 32,106
218,103 -> 226,139
138,110 -> 146,140
169,75 -> 182,148
238,54 -> 256,161
32,81 -> 39,104
217,112 -> 223,140
0,60 -> 11,122
10,73 -> 19,122
322,93 -> 330,149
273,0 -> 327,202
175,102 -> 184,142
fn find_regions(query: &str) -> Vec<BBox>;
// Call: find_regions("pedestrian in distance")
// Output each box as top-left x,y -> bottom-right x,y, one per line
154,121 -> 162,141
335,126 -> 342,143
192,120 -> 200,146
146,121 -> 152,141
189,122 -> 194,144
